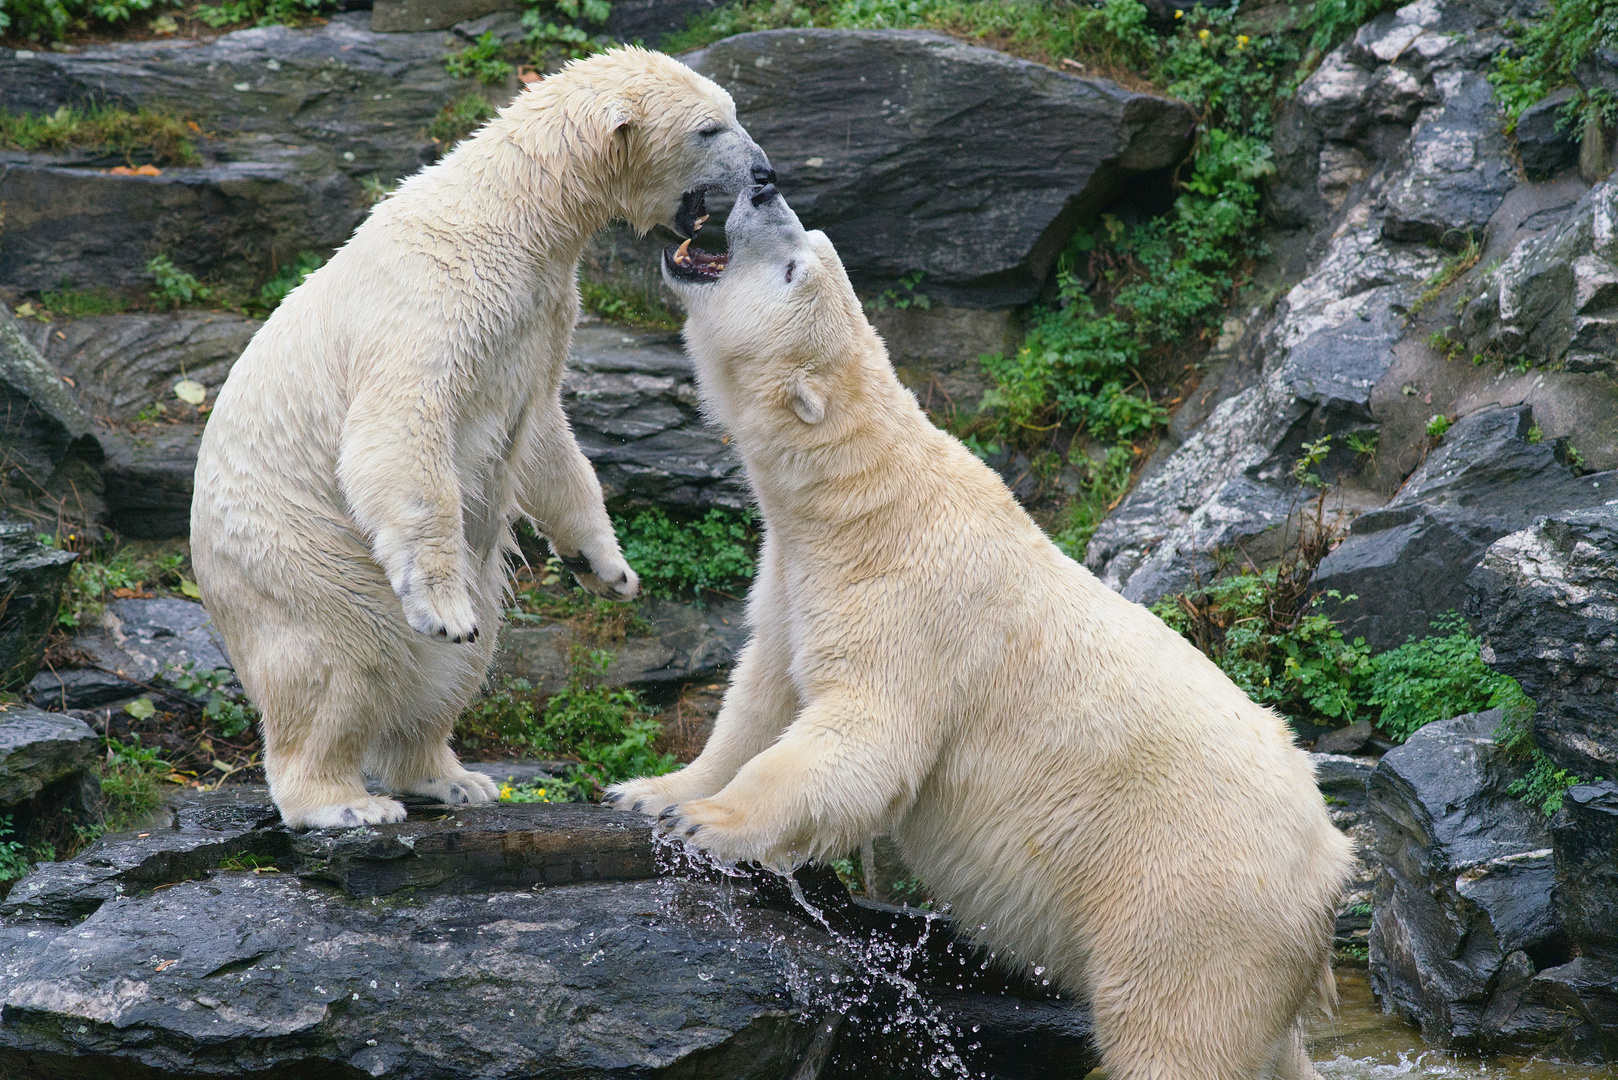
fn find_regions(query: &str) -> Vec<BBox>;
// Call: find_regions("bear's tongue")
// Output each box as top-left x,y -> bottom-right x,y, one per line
672,238 -> 728,278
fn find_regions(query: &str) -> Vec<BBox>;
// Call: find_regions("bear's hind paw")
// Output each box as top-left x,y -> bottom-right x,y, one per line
402,770 -> 500,806
284,795 -> 408,830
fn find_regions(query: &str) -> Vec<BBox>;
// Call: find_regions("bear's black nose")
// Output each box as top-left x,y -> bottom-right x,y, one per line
750,183 -> 779,207
752,165 -> 777,186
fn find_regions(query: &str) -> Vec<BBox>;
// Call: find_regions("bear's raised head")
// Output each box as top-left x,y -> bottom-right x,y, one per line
500,48 -> 773,239
664,185 -> 890,446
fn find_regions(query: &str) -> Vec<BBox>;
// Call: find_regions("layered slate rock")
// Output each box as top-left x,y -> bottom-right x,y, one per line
0,711 -> 98,815
0,792 -> 1099,1080
1087,0 -> 1518,603
371,0 -> 716,43
1546,780 -> 1618,1052
496,595 -> 748,696
1367,711 -> 1604,1058
1468,503 -> 1618,780
0,15 -> 470,290
1313,406 -> 1615,648
29,597 -> 234,709
683,30 -> 1196,308
567,322 -> 746,509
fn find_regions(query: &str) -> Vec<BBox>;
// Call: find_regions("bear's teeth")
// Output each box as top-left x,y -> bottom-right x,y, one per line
694,214 -> 710,233
675,239 -> 693,266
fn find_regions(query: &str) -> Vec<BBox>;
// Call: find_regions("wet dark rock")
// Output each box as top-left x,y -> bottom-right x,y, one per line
1367,710 -> 1607,1057
1312,753 -> 1379,951
70,598 -> 233,702
0,523 -> 79,690
1544,781 -> 1618,1055
683,29 -> 1195,308
1467,502 -> 1618,779
1380,71 -> 1516,246
0,16 -> 469,290
25,668 -> 140,711
1516,89 -> 1582,180
495,595 -> 748,696
0,710 -> 98,813
1313,720 -> 1377,756
1312,405 -> 1617,649
0,793 -> 1098,1079
0,308 -> 105,530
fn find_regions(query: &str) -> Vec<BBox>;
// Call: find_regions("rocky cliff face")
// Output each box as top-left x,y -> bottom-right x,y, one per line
1086,0 -> 1618,651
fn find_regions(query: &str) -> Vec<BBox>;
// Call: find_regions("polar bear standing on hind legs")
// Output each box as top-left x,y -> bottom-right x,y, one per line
191,49 -> 773,830
608,187 -> 1354,1080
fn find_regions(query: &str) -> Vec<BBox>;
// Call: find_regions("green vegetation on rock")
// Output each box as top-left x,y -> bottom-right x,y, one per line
99,737 -> 179,832
193,0 -> 337,27
429,93 -> 498,150
615,506 -> 758,599
0,105 -> 199,166
1489,0 -> 1618,130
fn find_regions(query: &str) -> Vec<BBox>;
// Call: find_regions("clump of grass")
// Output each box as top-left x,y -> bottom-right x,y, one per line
193,0 -> 339,27
0,105 -> 199,167
1488,0 -> 1618,132
1409,232 -> 1482,317
580,278 -> 682,330
55,542 -> 191,629
99,737 -> 180,832
40,286 -> 129,318
429,93 -> 497,151
1050,444 -> 1136,561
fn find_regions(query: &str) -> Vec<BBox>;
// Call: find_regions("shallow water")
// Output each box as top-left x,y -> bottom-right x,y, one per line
1306,969 -> 1618,1080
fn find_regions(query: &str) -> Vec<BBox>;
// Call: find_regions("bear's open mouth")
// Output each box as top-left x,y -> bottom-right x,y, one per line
664,236 -> 728,283
668,188 -> 726,283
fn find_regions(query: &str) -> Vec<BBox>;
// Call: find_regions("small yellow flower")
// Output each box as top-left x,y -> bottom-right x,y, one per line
535,788 -> 547,801
1198,28 -> 1210,41
1236,34 -> 1249,47
499,783 -> 514,800
1173,7 -> 1182,15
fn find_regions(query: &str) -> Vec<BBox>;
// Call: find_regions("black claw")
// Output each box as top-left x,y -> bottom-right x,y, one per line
750,182 -> 778,207
467,627 -> 479,643
658,806 -> 679,823
685,824 -> 702,837
630,800 -> 645,814
559,552 -> 592,577
437,627 -> 448,637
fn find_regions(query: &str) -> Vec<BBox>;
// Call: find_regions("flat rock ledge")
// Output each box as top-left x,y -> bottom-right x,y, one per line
0,792 -> 1096,1080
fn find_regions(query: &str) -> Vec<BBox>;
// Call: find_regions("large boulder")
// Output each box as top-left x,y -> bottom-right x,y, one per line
1544,780 -> 1618,1054
1467,502 -> 1618,779
1313,405 -> 1616,649
683,30 -> 1196,308
0,709 -> 99,863
1367,711 -> 1604,1057
0,791 -> 1099,1079
0,16 -> 472,291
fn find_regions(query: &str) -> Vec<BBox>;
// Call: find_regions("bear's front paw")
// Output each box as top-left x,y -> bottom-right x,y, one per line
604,773 -> 704,817
655,797 -> 781,865
398,576 -> 479,644
399,768 -> 500,806
560,549 -> 640,602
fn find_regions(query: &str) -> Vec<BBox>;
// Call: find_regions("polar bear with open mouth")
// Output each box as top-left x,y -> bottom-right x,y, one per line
193,48 -> 773,831
609,185 -> 1352,1080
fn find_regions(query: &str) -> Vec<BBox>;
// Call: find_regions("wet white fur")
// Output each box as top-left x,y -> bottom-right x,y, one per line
609,194 -> 1354,1080
192,48 -> 768,830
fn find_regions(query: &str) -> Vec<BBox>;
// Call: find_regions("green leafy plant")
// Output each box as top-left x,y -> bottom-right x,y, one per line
1488,0 -> 1618,132
445,31 -> 515,84
0,105 -> 199,165
99,737 -> 178,832
865,271 -> 932,312
0,816 -> 34,885
174,664 -> 257,739
1508,755 -> 1592,815
251,251 -> 323,314
0,0 -> 181,39
1366,613 -> 1526,742
193,0 -> 338,27
1051,444 -> 1135,561
147,254 -> 211,310
55,543 -> 189,628
1425,414 -> 1453,439
429,93 -> 497,150
615,506 -> 759,599
1345,430 -> 1378,466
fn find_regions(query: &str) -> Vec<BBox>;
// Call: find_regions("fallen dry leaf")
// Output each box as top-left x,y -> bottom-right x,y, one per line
109,164 -> 163,176
174,378 -> 207,405
155,959 -> 179,973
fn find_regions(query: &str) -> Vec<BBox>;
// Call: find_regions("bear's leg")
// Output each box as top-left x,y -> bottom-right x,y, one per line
652,690 -> 927,867
368,721 -> 500,806
606,555 -> 796,814
519,400 -> 637,600
262,679 -> 407,830
338,381 -> 479,643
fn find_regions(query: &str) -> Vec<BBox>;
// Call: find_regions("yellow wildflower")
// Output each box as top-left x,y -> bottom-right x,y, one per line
1236,34 -> 1249,47
1173,7 -> 1182,15
499,783 -> 514,800
1198,28 -> 1210,41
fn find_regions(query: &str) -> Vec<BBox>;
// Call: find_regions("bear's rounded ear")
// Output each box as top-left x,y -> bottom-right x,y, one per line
786,370 -> 824,425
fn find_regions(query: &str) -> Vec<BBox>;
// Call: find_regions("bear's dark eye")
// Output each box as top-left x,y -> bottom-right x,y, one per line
785,261 -> 796,283
698,123 -> 723,138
